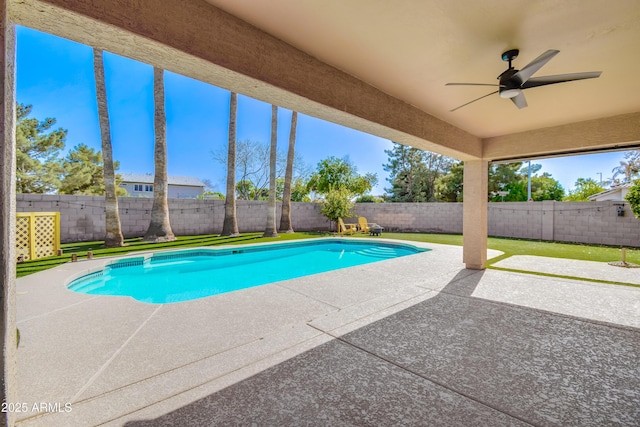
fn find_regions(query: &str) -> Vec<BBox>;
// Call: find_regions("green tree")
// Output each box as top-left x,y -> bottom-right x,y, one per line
434,161 -> 563,202
197,191 -> 224,200
355,194 -> 384,203
422,151 -> 454,200
16,103 -> 66,193
290,177 -> 311,202
496,181 -> 529,202
236,180 -> 264,200
383,143 -> 428,202
58,144 -> 124,195
519,162 -> 542,176
488,163 -> 523,200
626,179 -> 640,218
564,178 -> 605,201
321,187 -> 355,225
435,160 -> 464,202
383,143 -> 452,202
143,67 -> 176,242
94,48 -> 124,247
530,173 -> 564,201
307,156 -> 377,197
488,162 -> 564,201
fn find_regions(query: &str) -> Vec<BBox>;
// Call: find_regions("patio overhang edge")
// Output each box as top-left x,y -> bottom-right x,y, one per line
482,112 -> 640,162
10,0 -> 482,161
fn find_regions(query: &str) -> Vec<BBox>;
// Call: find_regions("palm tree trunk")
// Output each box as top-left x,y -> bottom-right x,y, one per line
221,92 -> 239,236
143,67 -> 175,242
279,111 -> 297,233
263,105 -> 279,237
93,48 -> 124,247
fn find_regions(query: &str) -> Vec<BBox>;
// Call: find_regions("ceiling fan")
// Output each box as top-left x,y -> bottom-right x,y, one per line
446,49 -> 601,112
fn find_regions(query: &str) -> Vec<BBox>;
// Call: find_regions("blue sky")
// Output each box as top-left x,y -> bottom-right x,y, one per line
16,26 -> 627,195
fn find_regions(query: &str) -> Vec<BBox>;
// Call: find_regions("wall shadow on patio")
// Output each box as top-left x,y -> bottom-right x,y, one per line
124,269 -> 640,426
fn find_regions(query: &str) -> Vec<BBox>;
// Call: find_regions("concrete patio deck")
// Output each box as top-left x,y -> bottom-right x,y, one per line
15,239 -> 640,426
494,255 -> 640,285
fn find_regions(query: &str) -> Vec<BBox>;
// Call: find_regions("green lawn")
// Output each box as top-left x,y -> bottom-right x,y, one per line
16,232 -> 639,284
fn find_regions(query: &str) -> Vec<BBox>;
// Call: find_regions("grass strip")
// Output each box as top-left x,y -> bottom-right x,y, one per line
488,266 -> 640,289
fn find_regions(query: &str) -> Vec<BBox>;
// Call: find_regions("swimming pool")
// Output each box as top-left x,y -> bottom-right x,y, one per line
68,239 -> 427,304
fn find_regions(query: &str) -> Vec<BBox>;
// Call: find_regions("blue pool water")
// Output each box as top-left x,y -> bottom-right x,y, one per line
68,240 -> 427,304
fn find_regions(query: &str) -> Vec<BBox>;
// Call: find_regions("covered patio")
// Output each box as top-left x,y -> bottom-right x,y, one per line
2,0 -> 640,425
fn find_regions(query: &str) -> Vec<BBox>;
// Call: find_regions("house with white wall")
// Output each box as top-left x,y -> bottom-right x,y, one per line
588,182 -> 633,202
120,173 -> 206,199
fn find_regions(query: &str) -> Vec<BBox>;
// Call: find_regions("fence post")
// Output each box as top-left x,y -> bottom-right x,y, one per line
28,212 -> 36,261
54,211 -> 61,254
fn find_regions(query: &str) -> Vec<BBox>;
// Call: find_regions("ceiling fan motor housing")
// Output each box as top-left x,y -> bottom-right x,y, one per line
498,68 -> 522,98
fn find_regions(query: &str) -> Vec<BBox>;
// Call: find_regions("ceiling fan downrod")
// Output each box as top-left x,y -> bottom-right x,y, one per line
501,49 -> 519,69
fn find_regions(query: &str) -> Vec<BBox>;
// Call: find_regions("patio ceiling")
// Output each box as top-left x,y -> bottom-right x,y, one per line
10,0 -> 640,161
206,0 -> 640,140
205,0 -> 640,159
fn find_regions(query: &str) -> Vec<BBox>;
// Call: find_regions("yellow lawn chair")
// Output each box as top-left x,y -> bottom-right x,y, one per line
357,216 -> 376,233
337,218 -> 357,235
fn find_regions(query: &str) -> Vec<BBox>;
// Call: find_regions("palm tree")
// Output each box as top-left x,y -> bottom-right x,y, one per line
93,48 -> 124,247
143,67 -> 175,242
263,105 -> 279,237
221,92 -> 239,236
279,111 -> 297,233
612,161 -> 634,184
612,150 -> 640,183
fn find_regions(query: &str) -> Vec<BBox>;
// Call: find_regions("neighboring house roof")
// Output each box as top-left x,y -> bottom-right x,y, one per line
588,182 -> 633,201
120,173 -> 206,187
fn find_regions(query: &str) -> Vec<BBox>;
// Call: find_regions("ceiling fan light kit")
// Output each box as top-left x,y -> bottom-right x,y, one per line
446,49 -> 601,111
499,88 -> 521,99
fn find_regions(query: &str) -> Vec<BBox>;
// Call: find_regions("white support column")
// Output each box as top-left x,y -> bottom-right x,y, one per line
463,160 -> 488,270
0,0 -> 16,424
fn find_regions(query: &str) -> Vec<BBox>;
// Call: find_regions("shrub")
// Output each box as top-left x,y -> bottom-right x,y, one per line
355,194 -> 383,203
625,179 -> 640,218
321,187 -> 355,223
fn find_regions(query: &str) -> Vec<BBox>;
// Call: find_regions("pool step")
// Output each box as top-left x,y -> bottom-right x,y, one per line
356,247 -> 399,259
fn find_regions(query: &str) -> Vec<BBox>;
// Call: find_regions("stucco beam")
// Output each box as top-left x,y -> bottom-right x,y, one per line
11,0 -> 481,160
483,112 -> 640,161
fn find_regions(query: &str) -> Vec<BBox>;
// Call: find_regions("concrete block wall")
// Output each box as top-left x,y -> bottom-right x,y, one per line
15,194 -> 640,247
353,203 -> 462,233
552,202 -> 639,247
488,202 -> 544,240
231,201 -> 330,233
16,195 -> 330,243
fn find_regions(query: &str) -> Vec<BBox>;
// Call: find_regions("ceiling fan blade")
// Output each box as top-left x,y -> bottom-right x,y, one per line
446,83 -> 500,87
510,92 -> 528,109
513,49 -> 560,84
522,71 -> 602,89
450,90 -> 498,112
